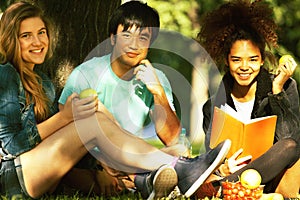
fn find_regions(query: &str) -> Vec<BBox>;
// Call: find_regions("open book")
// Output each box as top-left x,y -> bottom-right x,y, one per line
209,106 -> 277,160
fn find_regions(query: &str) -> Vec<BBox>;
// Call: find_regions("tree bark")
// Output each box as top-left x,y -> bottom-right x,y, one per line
33,0 -> 120,93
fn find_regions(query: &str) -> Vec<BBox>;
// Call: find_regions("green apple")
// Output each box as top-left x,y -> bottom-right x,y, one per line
79,88 -> 98,99
240,169 -> 262,189
279,54 -> 294,65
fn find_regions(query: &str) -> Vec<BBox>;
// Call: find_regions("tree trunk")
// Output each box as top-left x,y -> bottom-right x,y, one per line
33,0 -> 120,93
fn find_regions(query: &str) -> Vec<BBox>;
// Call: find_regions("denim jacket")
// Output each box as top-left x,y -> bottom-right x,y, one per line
0,63 -> 57,158
203,68 -> 300,150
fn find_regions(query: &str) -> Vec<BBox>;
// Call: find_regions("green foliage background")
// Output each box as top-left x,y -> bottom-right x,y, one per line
148,0 -> 300,95
1,0 -> 300,93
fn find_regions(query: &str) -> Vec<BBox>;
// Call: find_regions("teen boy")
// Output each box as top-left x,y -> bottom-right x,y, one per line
58,1 -> 230,199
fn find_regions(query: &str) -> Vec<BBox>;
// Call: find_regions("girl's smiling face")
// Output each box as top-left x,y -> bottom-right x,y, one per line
227,40 -> 264,87
18,17 -> 49,69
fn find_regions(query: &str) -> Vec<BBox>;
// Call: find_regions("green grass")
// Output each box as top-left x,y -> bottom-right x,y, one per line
146,139 -> 205,156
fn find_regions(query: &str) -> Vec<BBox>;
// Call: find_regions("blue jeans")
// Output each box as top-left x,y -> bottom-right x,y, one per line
0,158 -> 29,199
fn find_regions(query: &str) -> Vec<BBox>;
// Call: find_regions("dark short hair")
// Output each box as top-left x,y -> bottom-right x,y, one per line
108,1 -> 160,44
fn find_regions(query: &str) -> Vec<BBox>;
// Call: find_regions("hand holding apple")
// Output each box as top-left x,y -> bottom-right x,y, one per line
278,54 -> 297,72
279,54 -> 294,65
273,55 -> 297,94
79,88 -> 98,99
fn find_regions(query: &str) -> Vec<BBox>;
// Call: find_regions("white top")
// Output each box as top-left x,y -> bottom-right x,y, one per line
221,95 -> 255,123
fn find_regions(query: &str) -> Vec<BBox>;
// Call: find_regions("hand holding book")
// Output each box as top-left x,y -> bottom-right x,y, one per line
226,148 -> 252,173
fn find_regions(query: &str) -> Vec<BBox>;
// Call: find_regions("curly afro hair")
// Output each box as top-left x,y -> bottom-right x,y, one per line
197,0 -> 278,71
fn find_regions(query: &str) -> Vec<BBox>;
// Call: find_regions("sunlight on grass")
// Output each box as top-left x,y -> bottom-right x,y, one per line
146,139 -> 204,157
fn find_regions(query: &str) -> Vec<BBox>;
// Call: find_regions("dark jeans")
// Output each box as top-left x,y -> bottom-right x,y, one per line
224,138 -> 299,192
0,160 -> 26,199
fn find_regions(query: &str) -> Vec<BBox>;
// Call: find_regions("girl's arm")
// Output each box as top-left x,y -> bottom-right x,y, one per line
37,94 -> 97,140
269,78 -> 300,141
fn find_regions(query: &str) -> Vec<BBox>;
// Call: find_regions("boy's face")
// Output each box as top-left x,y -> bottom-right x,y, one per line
110,24 -> 152,70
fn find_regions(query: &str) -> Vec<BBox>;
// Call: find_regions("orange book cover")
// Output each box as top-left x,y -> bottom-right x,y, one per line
209,107 -> 277,160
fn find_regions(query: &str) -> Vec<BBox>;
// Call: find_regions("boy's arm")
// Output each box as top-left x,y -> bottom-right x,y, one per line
134,60 -> 181,146
151,86 -> 181,146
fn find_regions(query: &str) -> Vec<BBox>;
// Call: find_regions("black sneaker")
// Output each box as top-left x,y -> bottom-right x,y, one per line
174,139 -> 231,198
134,164 -> 178,200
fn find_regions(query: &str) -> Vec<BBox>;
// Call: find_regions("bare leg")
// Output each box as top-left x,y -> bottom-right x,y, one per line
160,144 -> 189,157
20,120 -> 90,198
76,111 -> 175,173
275,159 -> 300,197
20,112 -> 175,198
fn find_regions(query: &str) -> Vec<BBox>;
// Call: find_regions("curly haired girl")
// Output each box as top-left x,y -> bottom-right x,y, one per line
196,0 -> 300,198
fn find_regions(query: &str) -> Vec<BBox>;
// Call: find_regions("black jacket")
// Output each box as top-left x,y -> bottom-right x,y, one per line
203,68 -> 300,150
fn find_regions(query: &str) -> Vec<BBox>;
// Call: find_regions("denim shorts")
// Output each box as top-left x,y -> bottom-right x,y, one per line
0,157 -> 29,199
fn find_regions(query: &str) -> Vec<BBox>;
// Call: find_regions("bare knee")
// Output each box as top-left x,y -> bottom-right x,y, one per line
281,138 -> 297,148
276,159 -> 300,197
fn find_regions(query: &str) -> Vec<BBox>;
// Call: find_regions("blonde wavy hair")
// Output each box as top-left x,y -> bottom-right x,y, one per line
0,1 -> 55,122
197,0 -> 278,72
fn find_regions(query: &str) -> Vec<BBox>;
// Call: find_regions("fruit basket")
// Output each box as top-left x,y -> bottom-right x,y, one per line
222,181 -> 264,200
221,169 -> 265,200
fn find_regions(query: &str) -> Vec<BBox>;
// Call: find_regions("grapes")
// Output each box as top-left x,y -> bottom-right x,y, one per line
221,181 -> 264,200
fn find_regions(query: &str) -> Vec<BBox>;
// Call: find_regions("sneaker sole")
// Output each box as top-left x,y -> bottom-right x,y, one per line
147,165 -> 178,200
184,139 -> 231,198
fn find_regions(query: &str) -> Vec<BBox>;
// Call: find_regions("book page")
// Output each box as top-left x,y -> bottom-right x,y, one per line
220,104 -> 276,124
220,104 -> 240,121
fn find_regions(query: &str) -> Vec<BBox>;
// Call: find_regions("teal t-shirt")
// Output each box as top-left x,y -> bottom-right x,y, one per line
59,54 -> 175,140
